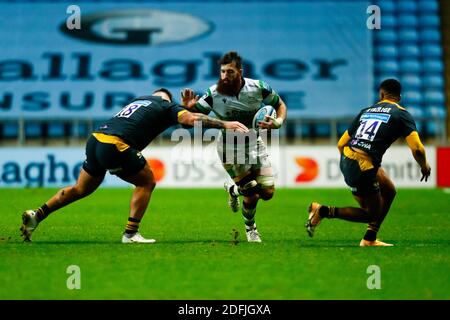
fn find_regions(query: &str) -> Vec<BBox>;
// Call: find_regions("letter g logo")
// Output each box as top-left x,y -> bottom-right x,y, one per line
60,9 -> 213,46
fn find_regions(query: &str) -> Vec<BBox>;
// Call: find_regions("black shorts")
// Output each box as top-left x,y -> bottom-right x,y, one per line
82,135 -> 146,178
339,154 -> 380,196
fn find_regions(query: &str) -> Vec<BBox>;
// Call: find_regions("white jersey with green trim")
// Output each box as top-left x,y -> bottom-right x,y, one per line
195,77 -> 280,127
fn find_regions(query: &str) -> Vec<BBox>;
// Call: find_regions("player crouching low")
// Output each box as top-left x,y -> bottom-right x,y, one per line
20,88 -> 248,243
305,79 -> 431,247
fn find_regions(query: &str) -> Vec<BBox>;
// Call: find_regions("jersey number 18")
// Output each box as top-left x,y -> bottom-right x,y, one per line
115,100 -> 152,118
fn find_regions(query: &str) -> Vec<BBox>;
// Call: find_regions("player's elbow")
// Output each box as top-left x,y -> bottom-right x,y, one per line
410,143 -> 426,159
412,149 -> 427,167
276,99 -> 287,112
259,187 -> 275,201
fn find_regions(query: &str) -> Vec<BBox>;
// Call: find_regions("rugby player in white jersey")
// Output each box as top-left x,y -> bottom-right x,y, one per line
181,51 -> 287,242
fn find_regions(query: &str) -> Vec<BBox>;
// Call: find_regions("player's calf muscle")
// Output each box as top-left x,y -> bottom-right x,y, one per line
259,187 -> 275,200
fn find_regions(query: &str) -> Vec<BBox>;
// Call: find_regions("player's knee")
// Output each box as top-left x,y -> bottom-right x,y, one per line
256,176 -> 275,189
147,180 -> 156,192
243,194 -> 259,206
259,187 -> 275,201
238,179 -> 259,196
386,187 -> 396,200
138,169 -> 156,191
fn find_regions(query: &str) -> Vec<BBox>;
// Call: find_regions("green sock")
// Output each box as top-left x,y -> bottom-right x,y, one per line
242,203 -> 256,227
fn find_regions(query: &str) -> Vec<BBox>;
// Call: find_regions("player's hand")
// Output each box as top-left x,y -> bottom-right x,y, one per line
180,88 -> 199,110
225,121 -> 249,133
258,115 -> 283,129
420,163 -> 431,182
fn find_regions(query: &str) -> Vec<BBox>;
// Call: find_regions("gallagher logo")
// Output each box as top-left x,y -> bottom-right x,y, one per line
60,9 -> 213,46
295,157 -> 319,182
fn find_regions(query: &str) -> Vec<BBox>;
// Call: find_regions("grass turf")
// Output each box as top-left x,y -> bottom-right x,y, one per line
0,188 -> 449,300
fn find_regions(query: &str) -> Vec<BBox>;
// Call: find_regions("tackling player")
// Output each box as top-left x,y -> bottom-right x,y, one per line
20,88 -> 248,243
181,51 -> 287,242
305,79 -> 431,246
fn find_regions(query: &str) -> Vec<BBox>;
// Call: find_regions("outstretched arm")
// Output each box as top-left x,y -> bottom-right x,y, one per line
178,110 -> 249,133
405,131 -> 431,182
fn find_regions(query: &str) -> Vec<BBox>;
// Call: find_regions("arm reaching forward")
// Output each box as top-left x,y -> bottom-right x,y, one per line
178,110 -> 249,133
180,88 -> 201,112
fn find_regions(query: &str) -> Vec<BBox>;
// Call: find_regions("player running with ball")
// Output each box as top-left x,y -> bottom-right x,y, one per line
181,51 -> 287,242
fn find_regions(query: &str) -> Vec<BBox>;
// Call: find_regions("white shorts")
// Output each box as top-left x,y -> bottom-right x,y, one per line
217,134 -> 273,184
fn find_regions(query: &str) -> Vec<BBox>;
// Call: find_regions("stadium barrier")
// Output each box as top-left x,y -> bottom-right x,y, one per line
0,115 -> 447,146
0,145 -> 438,188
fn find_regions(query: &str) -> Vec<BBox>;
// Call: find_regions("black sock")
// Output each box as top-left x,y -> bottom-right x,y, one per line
318,206 -> 338,218
125,217 -> 141,235
363,224 -> 379,241
35,204 -> 50,222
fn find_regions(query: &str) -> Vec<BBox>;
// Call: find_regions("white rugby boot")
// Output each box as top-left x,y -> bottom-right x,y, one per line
224,180 -> 240,213
122,232 -> 156,244
20,210 -> 40,242
245,224 -> 262,243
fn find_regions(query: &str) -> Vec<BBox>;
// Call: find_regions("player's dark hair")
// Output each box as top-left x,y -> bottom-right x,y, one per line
380,79 -> 402,97
219,51 -> 242,69
153,88 -> 173,102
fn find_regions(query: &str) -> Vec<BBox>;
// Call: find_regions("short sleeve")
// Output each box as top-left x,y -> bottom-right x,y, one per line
167,102 -> 187,123
399,110 -> 418,137
347,110 -> 364,136
195,88 -> 214,114
259,80 -> 280,107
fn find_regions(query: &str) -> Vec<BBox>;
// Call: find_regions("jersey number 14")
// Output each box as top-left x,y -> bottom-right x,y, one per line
355,120 -> 381,141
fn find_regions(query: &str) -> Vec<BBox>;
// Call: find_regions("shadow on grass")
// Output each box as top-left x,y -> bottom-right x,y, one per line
2,238 -> 449,247
1,239 -> 240,245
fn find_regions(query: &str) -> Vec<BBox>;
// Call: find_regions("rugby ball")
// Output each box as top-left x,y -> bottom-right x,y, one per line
252,105 -> 277,130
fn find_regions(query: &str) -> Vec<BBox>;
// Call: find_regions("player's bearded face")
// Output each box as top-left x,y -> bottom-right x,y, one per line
217,64 -> 242,96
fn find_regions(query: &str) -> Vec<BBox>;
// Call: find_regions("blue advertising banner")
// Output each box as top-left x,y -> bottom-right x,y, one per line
0,1 -> 372,120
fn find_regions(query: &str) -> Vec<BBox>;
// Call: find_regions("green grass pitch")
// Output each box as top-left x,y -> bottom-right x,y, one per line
0,188 -> 449,300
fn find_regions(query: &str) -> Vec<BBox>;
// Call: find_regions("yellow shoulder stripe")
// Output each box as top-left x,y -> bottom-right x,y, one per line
177,110 -> 188,119
379,99 -> 406,110
92,133 -> 130,152
405,131 -> 424,150
337,130 -> 351,150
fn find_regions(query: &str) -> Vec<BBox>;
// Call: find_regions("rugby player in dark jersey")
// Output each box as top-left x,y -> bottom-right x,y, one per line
305,79 -> 431,246
20,88 -> 249,243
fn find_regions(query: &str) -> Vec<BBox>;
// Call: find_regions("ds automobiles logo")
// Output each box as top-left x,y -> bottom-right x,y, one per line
60,9 -> 213,46
295,157 -> 319,182
146,158 -> 165,182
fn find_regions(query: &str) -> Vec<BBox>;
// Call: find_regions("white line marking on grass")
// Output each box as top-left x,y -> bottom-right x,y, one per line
443,188 -> 450,194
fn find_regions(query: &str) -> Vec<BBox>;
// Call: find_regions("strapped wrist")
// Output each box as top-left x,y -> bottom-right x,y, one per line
274,117 -> 284,128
